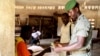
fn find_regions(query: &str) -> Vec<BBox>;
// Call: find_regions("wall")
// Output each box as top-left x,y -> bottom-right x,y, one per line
82,9 -> 100,28
16,8 -> 100,28
97,10 -> 100,28
0,0 -> 15,56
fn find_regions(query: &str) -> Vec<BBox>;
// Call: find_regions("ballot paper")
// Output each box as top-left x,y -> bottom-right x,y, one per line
28,45 -> 44,52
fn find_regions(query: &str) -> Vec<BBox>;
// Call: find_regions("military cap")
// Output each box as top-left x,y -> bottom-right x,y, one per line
65,0 -> 77,11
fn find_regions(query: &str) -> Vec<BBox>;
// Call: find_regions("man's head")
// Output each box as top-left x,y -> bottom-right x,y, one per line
65,0 -> 81,22
20,25 -> 32,40
61,13 -> 70,25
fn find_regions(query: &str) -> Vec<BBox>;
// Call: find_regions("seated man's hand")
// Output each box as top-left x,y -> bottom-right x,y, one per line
53,38 -> 68,47
53,41 -> 60,47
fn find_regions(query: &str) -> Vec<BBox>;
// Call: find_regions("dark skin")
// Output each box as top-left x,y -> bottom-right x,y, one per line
54,39 -> 69,47
68,8 -> 77,22
61,15 -> 70,26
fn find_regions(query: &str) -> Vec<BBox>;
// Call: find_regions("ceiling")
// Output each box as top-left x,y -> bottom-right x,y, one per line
15,0 -> 100,6
16,0 -> 68,6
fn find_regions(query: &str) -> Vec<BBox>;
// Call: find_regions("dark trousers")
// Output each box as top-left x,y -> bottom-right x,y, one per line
30,37 -> 39,45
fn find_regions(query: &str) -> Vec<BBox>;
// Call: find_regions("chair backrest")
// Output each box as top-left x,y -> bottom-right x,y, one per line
92,30 -> 98,39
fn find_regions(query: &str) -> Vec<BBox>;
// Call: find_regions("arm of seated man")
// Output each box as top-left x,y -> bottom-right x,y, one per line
54,41 -> 69,47
53,38 -> 69,47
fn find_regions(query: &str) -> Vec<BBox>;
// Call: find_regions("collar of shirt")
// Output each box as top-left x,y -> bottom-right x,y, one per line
75,14 -> 83,25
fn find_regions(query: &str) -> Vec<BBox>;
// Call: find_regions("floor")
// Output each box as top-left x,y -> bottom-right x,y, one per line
31,39 -> 100,56
92,43 -> 100,56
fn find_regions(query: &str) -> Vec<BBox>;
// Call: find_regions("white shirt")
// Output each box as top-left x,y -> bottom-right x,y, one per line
31,31 -> 41,38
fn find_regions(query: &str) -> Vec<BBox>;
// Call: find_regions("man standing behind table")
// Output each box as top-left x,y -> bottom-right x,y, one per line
54,0 -> 92,56
55,13 -> 74,56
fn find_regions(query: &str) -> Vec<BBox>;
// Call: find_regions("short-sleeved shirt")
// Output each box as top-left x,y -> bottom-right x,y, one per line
69,14 -> 92,50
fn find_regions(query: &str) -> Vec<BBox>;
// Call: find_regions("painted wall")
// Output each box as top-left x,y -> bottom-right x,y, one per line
0,0 -> 15,56
82,9 -> 100,28
16,8 -> 100,28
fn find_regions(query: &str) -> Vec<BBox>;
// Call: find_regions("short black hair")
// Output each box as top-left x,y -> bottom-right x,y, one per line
20,25 -> 32,40
73,2 -> 80,9
61,13 -> 69,18
73,2 -> 81,14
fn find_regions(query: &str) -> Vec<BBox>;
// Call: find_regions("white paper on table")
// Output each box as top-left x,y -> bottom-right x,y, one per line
28,45 -> 44,52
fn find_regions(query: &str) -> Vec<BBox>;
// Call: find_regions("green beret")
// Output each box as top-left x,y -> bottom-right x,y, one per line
65,0 -> 77,11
